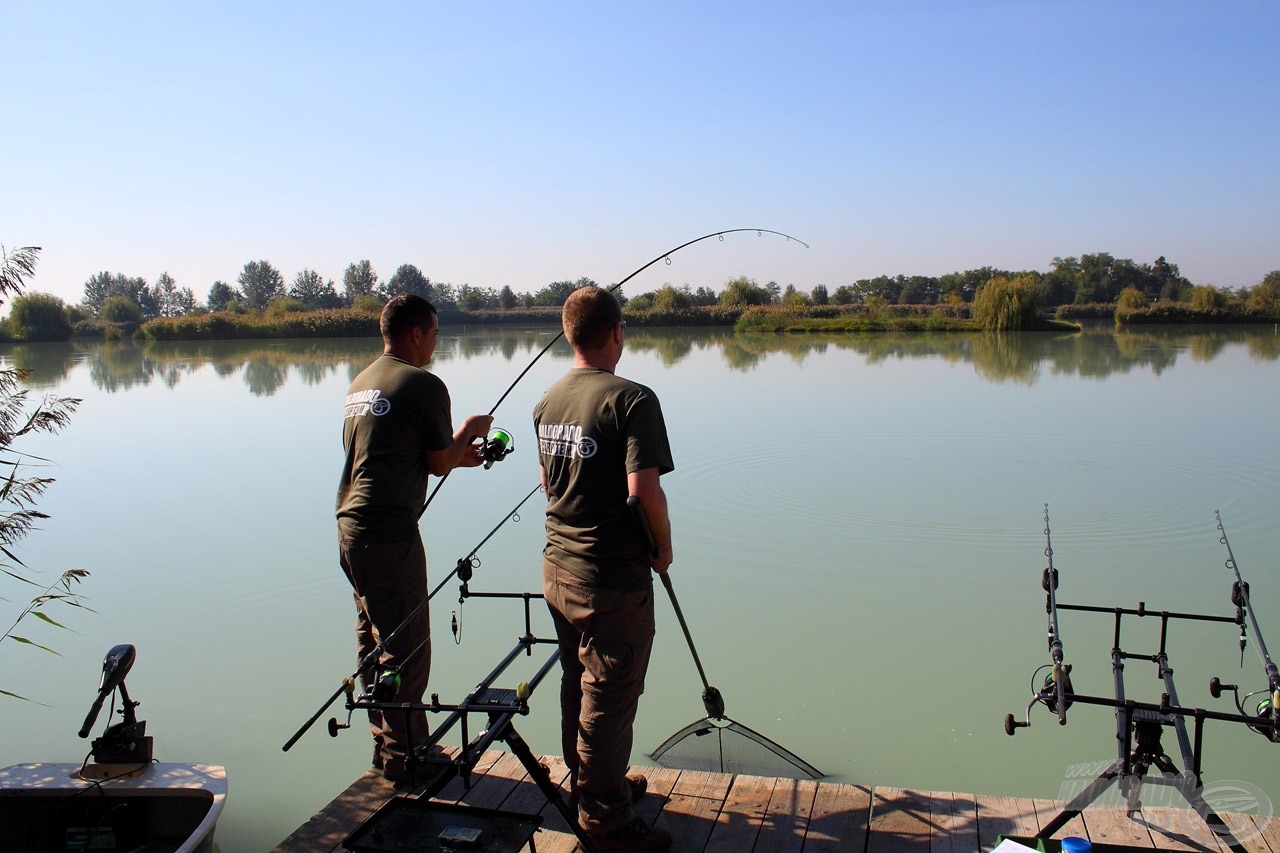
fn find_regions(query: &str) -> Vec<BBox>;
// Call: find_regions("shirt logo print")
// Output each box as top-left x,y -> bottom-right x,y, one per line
344,389 -> 391,418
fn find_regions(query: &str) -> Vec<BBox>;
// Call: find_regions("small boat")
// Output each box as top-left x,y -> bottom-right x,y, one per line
0,644 -> 227,853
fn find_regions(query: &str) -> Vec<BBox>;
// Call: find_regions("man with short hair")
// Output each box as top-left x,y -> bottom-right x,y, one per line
337,293 -> 492,785
534,285 -> 675,852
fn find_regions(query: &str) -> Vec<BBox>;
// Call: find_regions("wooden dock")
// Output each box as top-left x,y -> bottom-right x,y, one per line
273,749 -> 1280,852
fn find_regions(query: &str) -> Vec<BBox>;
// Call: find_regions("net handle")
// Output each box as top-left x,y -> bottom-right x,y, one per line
627,496 -> 713,691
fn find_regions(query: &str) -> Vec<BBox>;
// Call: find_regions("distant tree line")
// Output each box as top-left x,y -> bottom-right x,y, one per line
1,252 -> 1277,342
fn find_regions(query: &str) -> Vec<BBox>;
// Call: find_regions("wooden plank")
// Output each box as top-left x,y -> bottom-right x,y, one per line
868,787 -> 934,853
703,773 -> 777,852
454,751 -> 529,811
804,781 -> 872,853
1241,814 -> 1280,853
671,767 -> 734,801
973,794 -> 1041,850
1132,807 -> 1229,852
270,769 -> 395,853
1080,805 -> 1156,848
751,777 -> 818,853
429,748 -> 506,804
496,754 -> 573,817
930,790 -> 979,853
1032,798 -> 1091,843
662,786 -> 729,852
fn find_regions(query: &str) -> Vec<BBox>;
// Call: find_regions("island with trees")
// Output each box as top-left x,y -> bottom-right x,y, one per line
2,250 -> 1277,342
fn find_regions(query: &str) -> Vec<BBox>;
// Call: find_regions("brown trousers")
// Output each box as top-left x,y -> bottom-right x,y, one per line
543,559 -> 656,834
339,535 -> 431,778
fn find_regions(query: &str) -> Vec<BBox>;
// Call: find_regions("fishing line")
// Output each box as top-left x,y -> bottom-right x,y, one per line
418,228 -> 808,517
283,483 -> 542,751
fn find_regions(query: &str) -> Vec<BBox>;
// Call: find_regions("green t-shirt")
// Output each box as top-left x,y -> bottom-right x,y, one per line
336,354 -> 453,541
533,368 -> 675,589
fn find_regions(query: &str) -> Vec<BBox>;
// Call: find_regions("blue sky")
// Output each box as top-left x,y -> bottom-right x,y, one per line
2,1 -> 1276,307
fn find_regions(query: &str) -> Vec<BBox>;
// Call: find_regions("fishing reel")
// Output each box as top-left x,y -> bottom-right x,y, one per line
1005,663 -> 1074,735
480,427 -> 515,470
1208,676 -> 1280,742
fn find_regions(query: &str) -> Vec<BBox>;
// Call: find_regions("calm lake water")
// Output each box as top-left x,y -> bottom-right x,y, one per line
2,324 -> 1279,850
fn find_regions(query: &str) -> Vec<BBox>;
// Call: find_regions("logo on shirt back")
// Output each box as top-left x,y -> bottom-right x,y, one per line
539,423 -> 597,459
344,389 -> 390,418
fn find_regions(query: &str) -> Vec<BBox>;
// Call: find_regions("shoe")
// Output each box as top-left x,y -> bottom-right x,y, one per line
568,772 -> 648,810
580,816 -> 672,853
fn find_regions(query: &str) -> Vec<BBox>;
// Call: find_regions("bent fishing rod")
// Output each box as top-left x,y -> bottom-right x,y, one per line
419,228 -> 808,517
282,483 -> 542,751
1209,510 -> 1280,742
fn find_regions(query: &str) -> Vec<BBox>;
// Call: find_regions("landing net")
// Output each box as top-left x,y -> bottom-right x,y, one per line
649,717 -> 822,780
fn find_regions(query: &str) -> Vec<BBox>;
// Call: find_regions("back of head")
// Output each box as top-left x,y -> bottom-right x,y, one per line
562,286 -> 621,353
381,294 -> 437,342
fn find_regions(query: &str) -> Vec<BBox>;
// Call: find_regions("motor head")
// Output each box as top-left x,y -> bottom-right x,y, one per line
97,644 -> 136,695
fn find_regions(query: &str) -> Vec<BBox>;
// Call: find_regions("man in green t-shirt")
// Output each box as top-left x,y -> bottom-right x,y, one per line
336,294 -> 492,785
534,286 -> 675,852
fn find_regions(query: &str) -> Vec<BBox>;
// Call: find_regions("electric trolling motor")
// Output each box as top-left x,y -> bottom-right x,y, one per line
78,644 -> 154,765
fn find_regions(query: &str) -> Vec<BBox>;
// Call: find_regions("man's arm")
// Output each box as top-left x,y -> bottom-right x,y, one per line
425,414 -> 493,476
628,466 -> 672,574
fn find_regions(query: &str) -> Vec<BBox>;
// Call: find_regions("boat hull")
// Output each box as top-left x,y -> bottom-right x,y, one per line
0,762 -> 227,853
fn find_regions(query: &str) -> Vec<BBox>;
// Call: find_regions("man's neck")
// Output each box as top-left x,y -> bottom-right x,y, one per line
574,351 -> 617,372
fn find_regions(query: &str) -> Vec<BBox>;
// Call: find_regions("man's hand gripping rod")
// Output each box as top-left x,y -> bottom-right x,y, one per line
1005,504 -> 1073,735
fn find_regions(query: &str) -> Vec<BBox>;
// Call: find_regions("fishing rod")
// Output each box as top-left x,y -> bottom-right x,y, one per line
1208,510 -> 1280,742
1005,504 -> 1073,734
282,483 -> 543,751
419,228 -> 808,517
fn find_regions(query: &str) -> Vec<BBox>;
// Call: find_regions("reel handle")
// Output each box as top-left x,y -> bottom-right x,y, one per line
1209,676 -> 1237,699
1004,713 -> 1029,736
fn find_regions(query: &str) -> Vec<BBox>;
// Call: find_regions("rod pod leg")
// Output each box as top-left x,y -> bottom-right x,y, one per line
498,721 -> 599,853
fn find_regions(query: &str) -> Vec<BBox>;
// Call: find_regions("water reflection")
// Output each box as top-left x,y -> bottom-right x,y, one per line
1,325 -> 1276,394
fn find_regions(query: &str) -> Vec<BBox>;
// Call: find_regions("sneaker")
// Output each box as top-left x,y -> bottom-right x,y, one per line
568,773 -> 648,810
581,816 -> 672,853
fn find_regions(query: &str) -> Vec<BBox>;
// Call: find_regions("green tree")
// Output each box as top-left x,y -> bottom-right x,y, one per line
290,268 -> 341,309
207,280 -> 238,312
1246,270 -> 1280,313
237,260 -> 286,311
100,295 -> 144,333
718,276 -> 770,306
8,292 -> 72,341
651,284 -> 693,312
380,264 -> 432,301
1190,285 -> 1226,312
342,260 -> 379,305
454,284 -> 492,310
810,284 -> 829,305
498,285 -> 517,310
80,271 -> 149,317
352,293 -> 383,312
1115,286 -> 1148,313
782,284 -> 809,308
973,274 -> 1042,331
534,277 -> 594,306
831,285 -> 858,305
151,271 -> 194,317
0,245 -> 87,700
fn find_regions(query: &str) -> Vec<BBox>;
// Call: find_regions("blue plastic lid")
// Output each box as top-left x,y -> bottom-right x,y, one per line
1061,837 -> 1092,852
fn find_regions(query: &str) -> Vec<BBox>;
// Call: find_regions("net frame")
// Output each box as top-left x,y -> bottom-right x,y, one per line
649,716 -> 823,780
